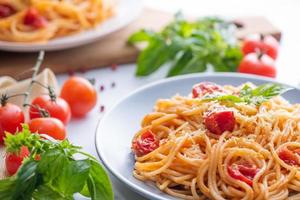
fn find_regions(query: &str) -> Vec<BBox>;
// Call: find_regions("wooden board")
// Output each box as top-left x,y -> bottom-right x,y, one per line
0,8 -> 281,78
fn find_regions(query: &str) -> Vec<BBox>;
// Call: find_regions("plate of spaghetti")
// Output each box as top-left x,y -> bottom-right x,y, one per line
96,73 -> 300,200
0,0 -> 142,52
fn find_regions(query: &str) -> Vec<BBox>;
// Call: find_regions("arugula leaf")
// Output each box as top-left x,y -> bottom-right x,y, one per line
2,126 -> 114,200
203,83 -> 291,106
128,14 -> 242,77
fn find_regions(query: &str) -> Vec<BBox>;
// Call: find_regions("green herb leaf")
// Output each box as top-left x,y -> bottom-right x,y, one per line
87,160 -> 114,200
203,83 -> 291,106
128,15 -> 242,77
2,126 -> 113,200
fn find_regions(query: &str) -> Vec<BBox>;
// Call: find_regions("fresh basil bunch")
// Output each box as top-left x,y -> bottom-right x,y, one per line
128,13 -> 243,77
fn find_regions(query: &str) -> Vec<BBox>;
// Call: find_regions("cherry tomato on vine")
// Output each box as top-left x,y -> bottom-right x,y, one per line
0,103 -> 25,144
242,34 -> 279,60
29,117 -> 66,140
60,76 -> 97,117
5,146 -> 29,176
30,95 -> 71,125
238,52 -> 276,78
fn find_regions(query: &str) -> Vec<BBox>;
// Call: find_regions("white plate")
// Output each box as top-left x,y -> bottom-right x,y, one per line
95,73 -> 300,200
0,0 -> 142,52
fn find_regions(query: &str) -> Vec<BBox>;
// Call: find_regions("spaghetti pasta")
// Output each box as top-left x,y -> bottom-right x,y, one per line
131,82 -> 300,200
0,0 -> 114,42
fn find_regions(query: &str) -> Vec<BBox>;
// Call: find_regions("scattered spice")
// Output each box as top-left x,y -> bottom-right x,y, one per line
100,105 -> 105,113
99,85 -> 105,92
111,82 -> 116,88
67,69 -> 75,76
111,63 -> 118,71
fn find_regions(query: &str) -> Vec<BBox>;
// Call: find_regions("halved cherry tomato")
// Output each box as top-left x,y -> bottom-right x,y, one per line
204,109 -> 235,135
0,4 -> 15,18
278,147 -> 300,166
228,163 -> 258,186
60,77 -> 97,117
238,52 -> 276,78
242,34 -> 279,60
30,95 -> 71,125
132,130 -> 159,156
0,103 -> 25,144
192,82 -> 224,98
29,117 -> 66,140
24,8 -> 47,28
5,146 -> 29,176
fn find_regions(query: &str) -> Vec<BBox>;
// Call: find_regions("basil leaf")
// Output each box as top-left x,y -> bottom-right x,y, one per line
135,37 -> 170,76
0,178 -> 16,200
54,160 -> 90,195
87,160 -> 114,200
32,185 -> 66,200
127,29 -> 156,44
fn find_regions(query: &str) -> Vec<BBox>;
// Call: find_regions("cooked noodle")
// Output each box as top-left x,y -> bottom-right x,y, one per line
0,0 -> 114,42
131,83 -> 300,200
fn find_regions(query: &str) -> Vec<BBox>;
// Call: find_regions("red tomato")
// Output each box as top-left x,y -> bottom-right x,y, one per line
204,109 -> 235,135
238,52 -> 276,78
227,163 -> 258,186
0,4 -> 15,18
242,34 -> 279,60
5,146 -> 29,176
278,147 -> 300,166
132,130 -> 159,156
60,77 -> 97,117
29,118 -> 66,140
24,8 -> 47,28
0,103 -> 25,144
192,82 -> 224,98
29,95 -> 71,125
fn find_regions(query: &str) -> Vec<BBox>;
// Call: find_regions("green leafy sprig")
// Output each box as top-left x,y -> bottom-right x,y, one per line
0,125 -> 113,200
203,83 -> 291,106
128,13 -> 243,77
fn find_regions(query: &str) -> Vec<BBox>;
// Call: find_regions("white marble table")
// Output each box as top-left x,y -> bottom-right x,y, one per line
57,0 -> 300,199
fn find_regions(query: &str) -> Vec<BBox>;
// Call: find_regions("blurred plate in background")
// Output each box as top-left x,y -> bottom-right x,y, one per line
0,0 -> 142,52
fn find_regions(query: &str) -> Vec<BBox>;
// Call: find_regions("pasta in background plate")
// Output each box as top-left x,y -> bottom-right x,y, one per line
0,0 -> 114,42
131,82 -> 300,200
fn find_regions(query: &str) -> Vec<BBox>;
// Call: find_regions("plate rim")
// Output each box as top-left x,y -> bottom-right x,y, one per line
0,0 -> 143,52
95,72 -> 298,200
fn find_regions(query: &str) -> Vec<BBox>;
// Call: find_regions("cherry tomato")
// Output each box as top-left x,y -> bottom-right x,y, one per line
29,95 -> 71,125
24,8 -> 47,28
5,146 -> 29,176
0,4 -> 15,18
238,52 -> 276,78
278,147 -> 300,166
60,77 -> 97,117
242,34 -> 279,60
132,130 -> 159,156
29,117 -> 66,140
227,163 -> 258,186
192,82 -> 224,98
0,103 -> 25,144
204,109 -> 235,135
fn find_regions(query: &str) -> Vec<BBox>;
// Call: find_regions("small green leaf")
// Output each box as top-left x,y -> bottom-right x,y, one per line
87,160 -> 114,200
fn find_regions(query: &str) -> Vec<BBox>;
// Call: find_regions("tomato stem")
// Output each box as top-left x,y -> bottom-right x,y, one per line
31,80 -> 56,101
0,93 -> 28,106
24,103 -> 50,118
